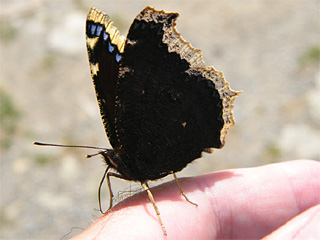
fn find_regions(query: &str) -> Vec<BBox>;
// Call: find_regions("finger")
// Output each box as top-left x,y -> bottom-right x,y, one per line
198,159 -> 320,239
71,159 -> 320,239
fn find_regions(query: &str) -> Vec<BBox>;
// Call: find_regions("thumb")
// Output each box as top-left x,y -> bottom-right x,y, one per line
262,204 -> 320,240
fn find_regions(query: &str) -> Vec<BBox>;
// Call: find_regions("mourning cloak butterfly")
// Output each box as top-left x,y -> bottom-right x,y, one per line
85,6 -> 240,234
36,6 -> 240,235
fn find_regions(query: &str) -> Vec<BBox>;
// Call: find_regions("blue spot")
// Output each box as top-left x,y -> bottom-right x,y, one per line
108,42 -> 115,53
96,25 -> 103,36
90,24 -> 97,35
115,53 -> 122,62
103,32 -> 109,41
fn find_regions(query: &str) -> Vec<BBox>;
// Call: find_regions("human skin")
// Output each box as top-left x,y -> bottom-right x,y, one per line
71,160 -> 320,239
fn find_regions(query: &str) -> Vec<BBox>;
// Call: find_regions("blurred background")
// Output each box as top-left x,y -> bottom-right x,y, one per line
1,0 -> 319,239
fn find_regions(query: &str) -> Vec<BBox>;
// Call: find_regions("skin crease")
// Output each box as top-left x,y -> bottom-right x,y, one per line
70,160 -> 319,240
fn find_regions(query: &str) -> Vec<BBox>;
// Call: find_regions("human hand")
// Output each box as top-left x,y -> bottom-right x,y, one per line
71,160 -> 320,239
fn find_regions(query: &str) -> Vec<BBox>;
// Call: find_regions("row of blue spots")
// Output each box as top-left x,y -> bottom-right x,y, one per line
89,22 -> 105,39
88,21 -> 122,63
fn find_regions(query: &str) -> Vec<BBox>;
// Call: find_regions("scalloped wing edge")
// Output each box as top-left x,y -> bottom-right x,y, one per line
187,67 -> 241,147
136,6 -> 205,68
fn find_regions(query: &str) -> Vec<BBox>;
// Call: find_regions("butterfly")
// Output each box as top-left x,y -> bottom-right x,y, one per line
35,6 -> 240,235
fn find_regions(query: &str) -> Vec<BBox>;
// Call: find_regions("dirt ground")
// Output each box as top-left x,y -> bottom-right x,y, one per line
1,0 -> 319,239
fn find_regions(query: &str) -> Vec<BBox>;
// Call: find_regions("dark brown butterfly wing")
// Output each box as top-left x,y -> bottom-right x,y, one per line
86,8 -> 125,149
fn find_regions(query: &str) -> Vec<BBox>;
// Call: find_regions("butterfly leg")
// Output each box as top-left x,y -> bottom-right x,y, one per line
141,182 -> 167,235
172,172 -> 198,207
98,166 -> 130,213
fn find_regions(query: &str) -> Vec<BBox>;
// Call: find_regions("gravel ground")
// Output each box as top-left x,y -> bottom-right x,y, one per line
1,0 -> 319,239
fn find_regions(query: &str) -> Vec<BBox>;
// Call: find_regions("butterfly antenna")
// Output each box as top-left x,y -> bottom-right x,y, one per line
86,152 -> 103,158
33,141 -> 108,151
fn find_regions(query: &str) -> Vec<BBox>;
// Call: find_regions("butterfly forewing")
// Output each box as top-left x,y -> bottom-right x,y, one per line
86,8 -> 125,149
